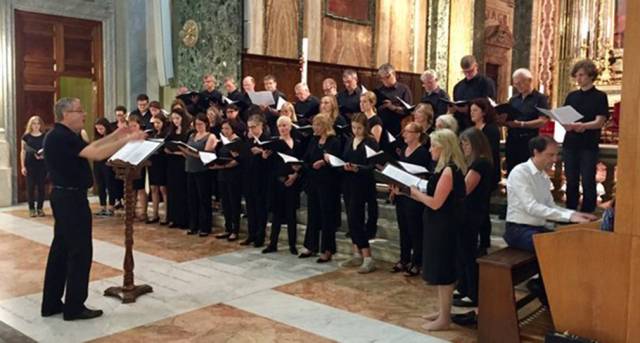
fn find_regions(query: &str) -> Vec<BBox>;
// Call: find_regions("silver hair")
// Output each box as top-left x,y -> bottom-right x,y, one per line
342,69 -> 358,79
512,68 -> 533,80
294,83 -> 309,92
377,63 -> 396,77
436,114 -> 459,133
54,97 -> 79,121
420,69 -> 438,82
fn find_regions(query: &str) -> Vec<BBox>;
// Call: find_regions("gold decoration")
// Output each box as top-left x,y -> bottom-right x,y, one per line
179,20 -> 199,48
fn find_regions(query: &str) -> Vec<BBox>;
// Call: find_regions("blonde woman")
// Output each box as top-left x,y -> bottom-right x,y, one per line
21,115 -> 47,217
391,128 -> 467,331
279,102 -> 298,123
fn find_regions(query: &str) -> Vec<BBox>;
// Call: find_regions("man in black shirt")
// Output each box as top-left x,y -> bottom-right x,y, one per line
262,74 -> 287,130
374,63 -> 413,136
200,74 -> 223,111
223,77 -> 250,116
322,78 -> 338,96
336,69 -> 364,122
129,94 -> 152,129
241,76 -> 259,122
419,69 -> 450,118
504,68 -> 549,173
294,83 -> 320,125
452,55 -> 496,132
562,59 -> 609,213
42,98 -> 144,321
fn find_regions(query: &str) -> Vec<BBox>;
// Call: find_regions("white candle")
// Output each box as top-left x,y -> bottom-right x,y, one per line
539,84 -> 545,94
301,38 -> 308,84
508,86 -> 513,98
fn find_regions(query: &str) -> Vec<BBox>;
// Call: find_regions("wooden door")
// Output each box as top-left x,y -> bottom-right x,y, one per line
14,10 -> 103,202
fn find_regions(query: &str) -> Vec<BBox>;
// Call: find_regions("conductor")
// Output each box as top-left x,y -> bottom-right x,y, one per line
41,98 -> 145,321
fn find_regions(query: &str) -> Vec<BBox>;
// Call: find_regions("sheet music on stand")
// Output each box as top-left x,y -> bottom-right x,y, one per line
109,140 -> 163,167
247,91 -> 276,106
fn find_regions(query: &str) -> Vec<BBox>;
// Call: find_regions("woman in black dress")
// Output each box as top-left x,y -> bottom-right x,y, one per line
147,114 -> 169,224
299,113 -> 342,262
358,92 -> 381,240
179,113 -> 218,237
165,108 -> 191,230
20,115 -> 47,217
392,122 -> 430,276
469,98 -> 500,255
262,116 -> 303,255
393,128 -> 466,331
211,120 -> 242,241
453,127 -> 494,313
92,118 -> 116,217
340,113 -> 378,274
127,114 -> 149,221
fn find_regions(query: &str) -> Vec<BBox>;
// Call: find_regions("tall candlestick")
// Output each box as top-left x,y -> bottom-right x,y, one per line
301,38 -> 308,84
508,85 -> 513,98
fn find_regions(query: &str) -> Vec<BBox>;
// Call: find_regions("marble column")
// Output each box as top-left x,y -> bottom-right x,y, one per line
0,1 -> 16,206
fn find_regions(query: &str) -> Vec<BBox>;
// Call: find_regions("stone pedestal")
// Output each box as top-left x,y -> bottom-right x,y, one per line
0,129 -> 13,206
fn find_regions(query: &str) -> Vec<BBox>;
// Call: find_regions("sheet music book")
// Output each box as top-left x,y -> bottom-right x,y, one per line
374,164 -> 428,194
487,97 -> 498,107
398,161 -> 430,175
441,98 -> 469,106
199,151 -> 218,165
277,152 -> 304,165
247,91 -> 276,106
387,131 -> 396,143
494,103 -> 521,121
222,96 -> 238,105
292,123 -> 312,131
361,85 -> 368,93
396,96 -> 416,111
536,106 -> 584,125
165,140 -> 198,153
24,144 -> 44,155
326,153 -> 346,167
365,145 -> 395,166
258,138 -> 287,151
109,140 -> 163,166
276,97 -> 286,111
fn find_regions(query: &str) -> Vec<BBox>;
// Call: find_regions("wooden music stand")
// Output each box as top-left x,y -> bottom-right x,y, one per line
103,159 -> 153,303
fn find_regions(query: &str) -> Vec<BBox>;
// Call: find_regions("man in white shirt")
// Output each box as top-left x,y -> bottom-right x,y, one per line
505,135 -> 597,252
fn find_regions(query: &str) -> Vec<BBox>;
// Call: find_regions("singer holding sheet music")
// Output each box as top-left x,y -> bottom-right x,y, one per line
180,113 -> 218,237
165,109 -> 191,230
341,113 -> 379,274
42,98 -> 144,321
262,116 -> 303,255
242,115 -> 271,247
394,128 -> 466,331
21,115 -> 47,217
300,114 -> 342,262
147,114 -> 169,224
504,68 -> 549,174
392,122 -> 431,276
212,121 -> 242,241
562,59 -> 609,213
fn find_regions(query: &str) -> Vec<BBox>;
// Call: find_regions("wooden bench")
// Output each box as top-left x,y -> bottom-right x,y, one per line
477,247 -> 540,343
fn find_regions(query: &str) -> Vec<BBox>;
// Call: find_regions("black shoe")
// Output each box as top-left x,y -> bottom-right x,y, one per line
41,303 -> 64,317
227,233 -> 238,242
186,230 -> 198,235
451,311 -> 477,326
168,223 -> 178,228
453,292 -> 465,300
289,246 -> 298,255
253,241 -> 264,248
262,245 -> 277,254
403,264 -> 420,277
390,261 -> 407,273
215,232 -> 231,239
63,308 -> 103,321
316,256 -> 332,263
240,238 -> 254,246
159,221 -> 169,226
298,251 -> 315,258
452,298 -> 478,308
198,232 -> 210,237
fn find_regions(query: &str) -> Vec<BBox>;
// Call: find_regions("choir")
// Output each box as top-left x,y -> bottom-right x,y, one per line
26,57 -> 608,331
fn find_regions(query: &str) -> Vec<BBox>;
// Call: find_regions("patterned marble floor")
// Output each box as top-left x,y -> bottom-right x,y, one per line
0,201 -> 539,342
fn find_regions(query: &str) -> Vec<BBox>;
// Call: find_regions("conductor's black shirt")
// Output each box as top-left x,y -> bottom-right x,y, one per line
43,123 -> 93,189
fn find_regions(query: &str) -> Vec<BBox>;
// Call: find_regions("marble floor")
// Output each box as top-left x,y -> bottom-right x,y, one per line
0,201 -> 548,342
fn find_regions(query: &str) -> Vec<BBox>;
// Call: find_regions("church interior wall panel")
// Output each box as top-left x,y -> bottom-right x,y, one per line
171,0 -> 242,91
447,0 -> 475,95
303,0 -> 322,61
321,17 -> 372,68
264,0 -> 300,59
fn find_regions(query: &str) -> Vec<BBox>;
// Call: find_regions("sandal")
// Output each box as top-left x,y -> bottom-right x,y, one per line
404,264 -> 420,277
390,261 -> 407,273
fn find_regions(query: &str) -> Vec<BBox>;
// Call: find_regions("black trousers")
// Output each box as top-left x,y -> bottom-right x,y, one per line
219,178 -> 242,234
93,162 -> 115,207
245,184 -> 267,244
304,186 -> 339,254
268,183 -> 298,248
563,148 -> 598,213
345,180 -> 370,249
456,214 -> 481,303
26,163 -> 46,210
42,188 -> 92,316
478,213 -> 492,251
187,171 -> 212,233
365,182 -> 379,239
395,197 -> 423,266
